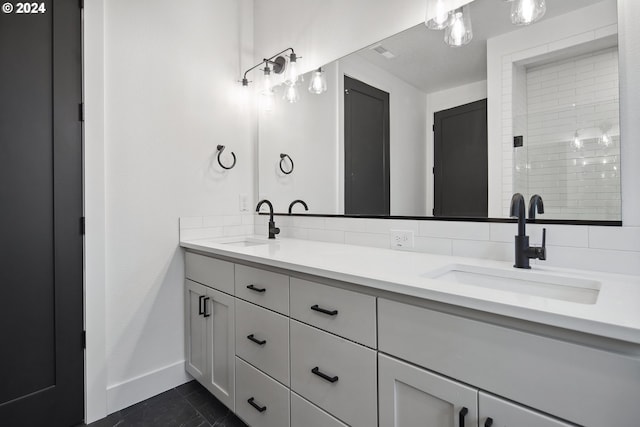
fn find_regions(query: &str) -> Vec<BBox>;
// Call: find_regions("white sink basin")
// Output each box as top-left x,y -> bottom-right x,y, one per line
219,237 -> 270,247
424,264 -> 601,304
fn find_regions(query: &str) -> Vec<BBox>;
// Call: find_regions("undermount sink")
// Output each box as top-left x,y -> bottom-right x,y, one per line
219,238 -> 270,247
424,264 -> 601,304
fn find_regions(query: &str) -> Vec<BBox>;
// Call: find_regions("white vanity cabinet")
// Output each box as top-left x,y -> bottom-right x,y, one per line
185,253 -> 236,410
379,353 -> 572,427
184,249 -> 640,427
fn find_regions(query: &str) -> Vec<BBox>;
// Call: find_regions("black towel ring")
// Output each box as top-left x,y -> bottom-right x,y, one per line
279,153 -> 294,175
216,145 -> 236,170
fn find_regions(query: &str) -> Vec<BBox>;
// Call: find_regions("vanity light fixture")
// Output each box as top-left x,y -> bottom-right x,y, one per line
240,47 -> 298,88
425,0 -> 450,30
444,6 -> 473,47
283,84 -> 300,103
308,68 -> 328,94
510,0 -> 546,26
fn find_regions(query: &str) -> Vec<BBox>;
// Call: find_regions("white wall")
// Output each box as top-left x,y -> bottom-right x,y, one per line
425,80 -> 487,215
338,55 -> 428,216
85,0 -> 255,421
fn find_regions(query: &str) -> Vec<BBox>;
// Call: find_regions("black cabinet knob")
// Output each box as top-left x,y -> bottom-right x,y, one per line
310,304 -> 338,316
459,407 -> 468,427
311,366 -> 339,383
247,397 -> 266,413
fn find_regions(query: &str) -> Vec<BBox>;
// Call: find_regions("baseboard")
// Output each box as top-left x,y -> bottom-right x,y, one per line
106,360 -> 192,414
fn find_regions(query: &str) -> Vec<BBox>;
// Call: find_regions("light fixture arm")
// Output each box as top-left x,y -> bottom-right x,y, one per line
241,48 -> 297,86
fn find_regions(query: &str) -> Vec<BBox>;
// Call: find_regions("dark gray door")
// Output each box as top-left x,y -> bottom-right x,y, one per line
344,76 -> 390,216
433,99 -> 488,217
0,1 -> 84,425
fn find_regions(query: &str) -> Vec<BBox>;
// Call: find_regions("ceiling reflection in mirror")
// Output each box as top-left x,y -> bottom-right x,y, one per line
258,0 -> 620,221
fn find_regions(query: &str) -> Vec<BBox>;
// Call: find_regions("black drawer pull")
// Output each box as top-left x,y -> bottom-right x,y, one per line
311,366 -> 339,383
247,334 -> 266,346
485,418 -> 494,427
459,407 -> 468,427
246,284 -> 266,293
248,397 -> 267,413
202,297 -> 210,318
198,295 -> 204,315
310,304 -> 338,316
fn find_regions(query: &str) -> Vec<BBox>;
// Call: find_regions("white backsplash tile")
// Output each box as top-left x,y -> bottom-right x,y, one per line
452,240 -> 513,262
419,221 -> 491,241
179,216 -> 203,229
589,226 -> 640,252
491,223 -> 589,248
540,246 -> 640,276
345,232 -> 390,249
307,228 -> 345,244
413,237 -> 453,256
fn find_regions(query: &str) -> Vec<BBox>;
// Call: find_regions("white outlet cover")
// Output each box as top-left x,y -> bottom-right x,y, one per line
390,229 -> 414,250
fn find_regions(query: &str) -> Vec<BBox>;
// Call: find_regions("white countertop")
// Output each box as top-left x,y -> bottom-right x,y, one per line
180,235 -> 640,345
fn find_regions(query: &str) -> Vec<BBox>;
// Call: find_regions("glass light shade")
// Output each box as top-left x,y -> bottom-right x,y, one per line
444,6 -> 472,47
284,57 -> 299,86
425,0 -> 450,30
308,68 -> 327,94
599,132 -> 612,147
511,0 -> 546,26
261,67 -> 273,95
283,84 -> 300,103
571,132 -> 583,151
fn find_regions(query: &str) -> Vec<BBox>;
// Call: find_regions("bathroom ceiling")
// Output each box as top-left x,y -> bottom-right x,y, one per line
355,0 -> 608,93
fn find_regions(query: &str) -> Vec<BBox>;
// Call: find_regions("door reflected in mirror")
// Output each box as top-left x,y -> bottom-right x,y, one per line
257,0 -> 620,222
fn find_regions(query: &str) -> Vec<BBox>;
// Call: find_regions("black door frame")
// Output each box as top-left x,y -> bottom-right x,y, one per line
344,75 -> 391,215
0,0 -> 84,425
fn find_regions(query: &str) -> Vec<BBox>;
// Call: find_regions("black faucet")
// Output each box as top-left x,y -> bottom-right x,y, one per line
528,194 -> 544,219
288,199 -> 308,214
256,199 -> 280,239
510,193 -> 546,269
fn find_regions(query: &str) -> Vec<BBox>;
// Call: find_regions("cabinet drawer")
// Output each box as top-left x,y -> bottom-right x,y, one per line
235,299 -> 289,386
290,320 -> 377,427
290,278 -> 376,347
185,252 -> 234,294
291,392 -> 348,427
235,265 -> 289,315
378,298 -> 640,427
235,357 -> 290,427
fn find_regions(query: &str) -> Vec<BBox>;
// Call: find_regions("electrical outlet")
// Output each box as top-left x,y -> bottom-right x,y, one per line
390,229 -> 414,250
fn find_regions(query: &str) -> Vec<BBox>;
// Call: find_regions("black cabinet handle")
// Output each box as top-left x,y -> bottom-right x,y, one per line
203,297 -> 210,317
485,418 -> 494,427
310,304 -> 338,316
246,284 -> 266,293
311,366 -> 339,383
459,407 -> 468,427
247,334 -> 266,346
247,397 -> 267,413
198,295 -> 204,315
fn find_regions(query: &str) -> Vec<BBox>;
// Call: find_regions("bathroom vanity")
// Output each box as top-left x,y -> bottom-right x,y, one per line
181,236 -> 640,427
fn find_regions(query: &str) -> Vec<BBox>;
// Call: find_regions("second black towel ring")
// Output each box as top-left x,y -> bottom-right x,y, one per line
216,145 -> 236,170
279,153 -> 294,175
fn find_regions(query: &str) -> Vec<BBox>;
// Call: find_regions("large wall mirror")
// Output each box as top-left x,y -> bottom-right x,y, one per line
258,0 -> 620,222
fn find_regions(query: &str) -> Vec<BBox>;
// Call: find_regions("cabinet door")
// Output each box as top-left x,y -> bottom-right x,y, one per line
204,288 -> 236,410
185,280 -> 208,381
479,393 -> 573,427
379,354 -> 478,427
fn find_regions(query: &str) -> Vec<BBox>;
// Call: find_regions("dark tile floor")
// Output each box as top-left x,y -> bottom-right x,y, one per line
85,381 -> 247,427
